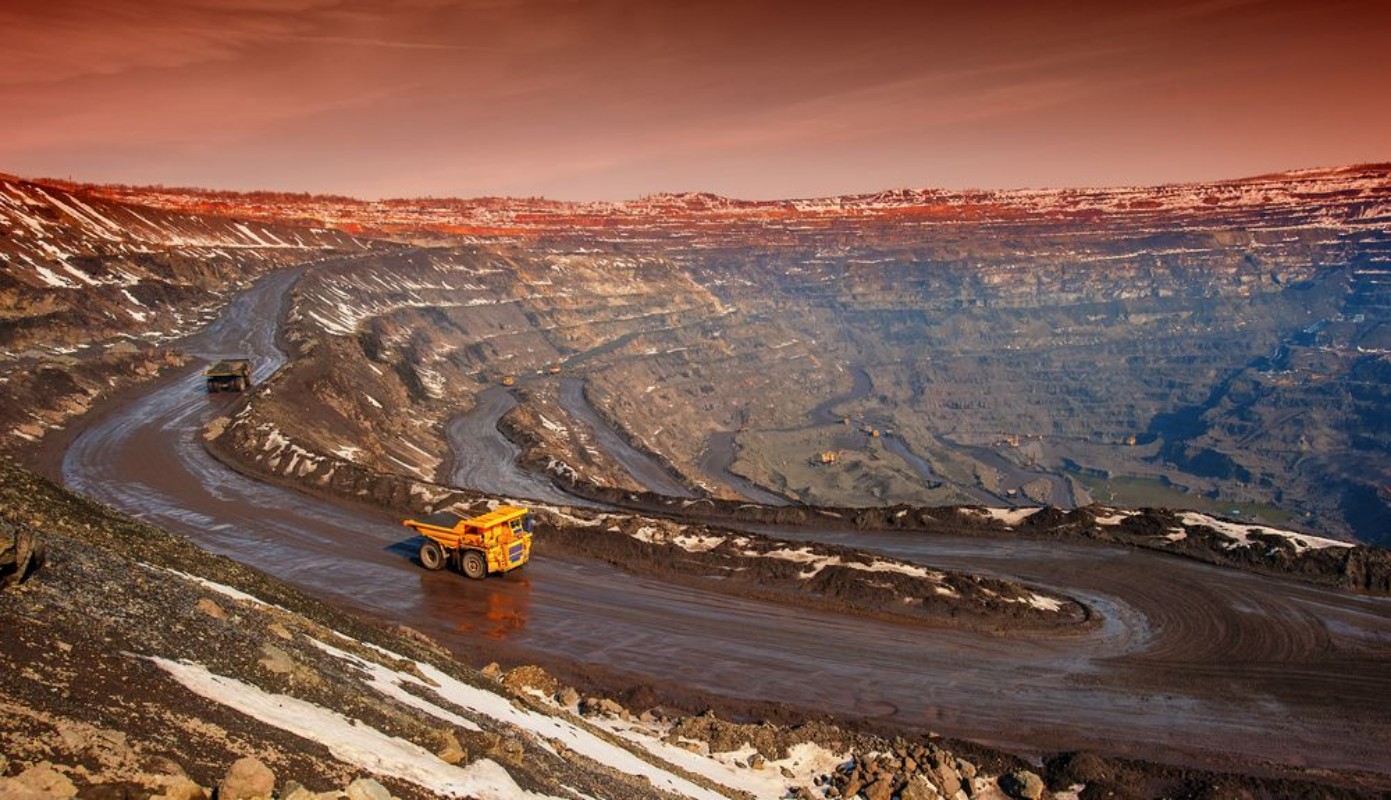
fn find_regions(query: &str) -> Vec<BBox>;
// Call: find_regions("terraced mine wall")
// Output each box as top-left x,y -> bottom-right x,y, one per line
270,222 -> 1389,541
86,165 -> 1391,544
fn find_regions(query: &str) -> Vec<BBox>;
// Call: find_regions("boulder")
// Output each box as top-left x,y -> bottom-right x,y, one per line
900,775 -> 939,800
435,729 -> 468,765
501,665 -> 557,696
0,523 -> 45,591
932,763 -> 962,797
999,769 -> 1045,800
0,763 -> 77,800
863,776 -> 896,800
217,757 -> 274,800
344,778 -> 390,800
156,776 -> 207,800
258,643 -> 294,676
578,697 -> 625,718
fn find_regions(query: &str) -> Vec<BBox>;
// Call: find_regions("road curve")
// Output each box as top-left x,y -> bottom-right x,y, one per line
61,265 -> 1391,784
446,386 -> 584,506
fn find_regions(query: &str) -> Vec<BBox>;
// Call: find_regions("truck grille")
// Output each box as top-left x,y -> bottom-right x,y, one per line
508,542 -> 525,564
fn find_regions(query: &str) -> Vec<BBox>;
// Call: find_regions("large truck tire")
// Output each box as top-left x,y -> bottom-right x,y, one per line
461,550 -> 487,579
419,541 -> 446,570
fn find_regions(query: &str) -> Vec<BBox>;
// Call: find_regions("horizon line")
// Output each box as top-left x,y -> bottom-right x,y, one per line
6,161 -> 1389,207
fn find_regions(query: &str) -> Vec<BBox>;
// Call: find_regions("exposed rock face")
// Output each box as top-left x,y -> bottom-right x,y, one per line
0,520 -> 44,590
0,175 -> 364,351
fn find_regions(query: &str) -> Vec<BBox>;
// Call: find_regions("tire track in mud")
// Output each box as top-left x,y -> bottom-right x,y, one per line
58,263 -> 1391,785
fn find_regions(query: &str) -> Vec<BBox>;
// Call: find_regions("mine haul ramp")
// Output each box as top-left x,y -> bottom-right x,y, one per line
204,358 -> 253,393
403,505 -> 533,579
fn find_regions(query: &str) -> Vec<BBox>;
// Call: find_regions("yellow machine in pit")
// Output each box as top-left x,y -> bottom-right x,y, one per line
402,506 -> 533,579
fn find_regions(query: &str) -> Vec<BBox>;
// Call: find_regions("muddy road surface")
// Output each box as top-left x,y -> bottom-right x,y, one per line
445,386 -> 585,506
60,267 -> 1391,787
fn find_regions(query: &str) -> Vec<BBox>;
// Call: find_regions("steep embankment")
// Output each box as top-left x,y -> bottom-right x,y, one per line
0,174 -> 369,457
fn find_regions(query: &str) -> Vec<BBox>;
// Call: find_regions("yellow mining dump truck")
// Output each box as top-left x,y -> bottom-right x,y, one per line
204,359 -> 253,393
403,505 -> 533,579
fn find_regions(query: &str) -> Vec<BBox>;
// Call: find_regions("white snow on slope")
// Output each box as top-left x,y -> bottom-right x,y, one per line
753,546 -> 945,582
1093,509 -> 1137,526
150,569 -> 752,799
630,526 -> 726,552
1177,512 -> 1353,550
589,718 -> 846,800
150,658 -> 555,800
315,639 -> 733,800
960,507 -> 1040,526
161,568 -> 284,609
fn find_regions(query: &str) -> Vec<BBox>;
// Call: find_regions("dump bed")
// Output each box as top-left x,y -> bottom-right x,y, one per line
404,511 -> 468,536
204,359 -> 252,377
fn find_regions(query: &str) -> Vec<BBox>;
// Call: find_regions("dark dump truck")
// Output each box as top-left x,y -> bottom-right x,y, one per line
204,359 -> 253,393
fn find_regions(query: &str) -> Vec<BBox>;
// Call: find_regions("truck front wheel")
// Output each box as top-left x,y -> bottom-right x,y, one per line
461,550 -> 487,579
419,541 -> 446,570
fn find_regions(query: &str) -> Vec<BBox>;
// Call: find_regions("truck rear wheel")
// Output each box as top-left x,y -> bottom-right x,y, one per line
461,550 -> 487,579
419,541 -> 446,570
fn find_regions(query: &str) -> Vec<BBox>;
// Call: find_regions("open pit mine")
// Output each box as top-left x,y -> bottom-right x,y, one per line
3,166 -> 1391,799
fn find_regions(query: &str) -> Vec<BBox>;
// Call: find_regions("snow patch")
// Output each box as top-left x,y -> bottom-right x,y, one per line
1093,509 -> 1136,526
161,568 -> 282,609
150,658 -> 551,799
314,640 -> 731,800
1177,512 -> 1352,550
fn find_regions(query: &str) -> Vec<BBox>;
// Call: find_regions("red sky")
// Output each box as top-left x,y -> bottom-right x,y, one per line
2,0 -> 1388,200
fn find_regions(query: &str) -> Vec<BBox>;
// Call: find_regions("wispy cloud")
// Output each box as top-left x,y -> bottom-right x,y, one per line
1,0 -> 1386,199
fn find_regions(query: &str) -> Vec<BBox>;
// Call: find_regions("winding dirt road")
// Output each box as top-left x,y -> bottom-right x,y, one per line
61,265 -> 1391,786
446,386 -> 584,506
